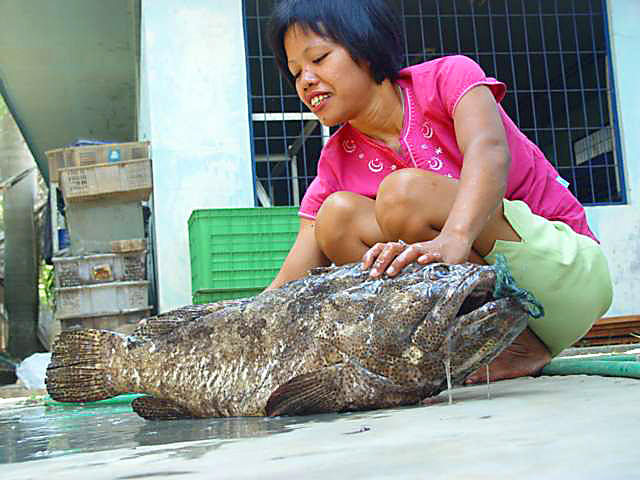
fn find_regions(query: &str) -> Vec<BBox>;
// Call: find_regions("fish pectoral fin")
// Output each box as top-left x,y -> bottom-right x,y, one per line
131,395 -> 196,421
266,364 -> 422,417
266,366 -> 346,417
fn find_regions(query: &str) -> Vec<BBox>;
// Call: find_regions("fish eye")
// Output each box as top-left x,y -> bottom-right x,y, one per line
429,264 -> 450,280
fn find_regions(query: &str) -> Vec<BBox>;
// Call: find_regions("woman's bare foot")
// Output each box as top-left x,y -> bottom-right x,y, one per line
464,327 -> 552,384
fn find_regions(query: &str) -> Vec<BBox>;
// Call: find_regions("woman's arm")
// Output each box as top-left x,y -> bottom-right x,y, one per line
436,83 -> 511,261
364,84 -> 512,275
266,217 -> 330,290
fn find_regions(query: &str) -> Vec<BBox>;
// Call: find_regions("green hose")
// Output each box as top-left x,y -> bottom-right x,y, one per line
560,354 -> 639,362
44,393 -> 143,407
542,355 -> 640,379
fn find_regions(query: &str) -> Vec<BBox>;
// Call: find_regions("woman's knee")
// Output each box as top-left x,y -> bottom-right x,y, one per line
375,169 -> 455,240
315,191 -> 366,248
315,191 -> 384,264
317,191 -> 360,226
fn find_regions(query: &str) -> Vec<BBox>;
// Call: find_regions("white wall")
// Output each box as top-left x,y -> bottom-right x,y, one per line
139,0 -> 254,312
586,0 -> 640,317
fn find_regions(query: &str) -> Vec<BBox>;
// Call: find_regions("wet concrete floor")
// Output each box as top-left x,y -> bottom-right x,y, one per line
2,373 -> 640,480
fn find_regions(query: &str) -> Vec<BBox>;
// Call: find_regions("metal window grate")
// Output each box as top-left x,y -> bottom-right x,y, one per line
244,0 -> 330,207
243,0 -> 625,207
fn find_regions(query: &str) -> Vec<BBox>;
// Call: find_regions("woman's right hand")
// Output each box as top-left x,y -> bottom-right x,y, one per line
362,231 -> 473,278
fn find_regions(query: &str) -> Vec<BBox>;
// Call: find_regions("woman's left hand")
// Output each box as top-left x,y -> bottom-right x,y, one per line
363,232 -> 473,278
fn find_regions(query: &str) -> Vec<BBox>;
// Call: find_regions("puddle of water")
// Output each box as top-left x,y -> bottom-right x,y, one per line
0,396 -> 435,466
0,403 -> 320,464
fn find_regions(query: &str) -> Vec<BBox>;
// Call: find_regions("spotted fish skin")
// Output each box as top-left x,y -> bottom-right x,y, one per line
46,262 -> 528,419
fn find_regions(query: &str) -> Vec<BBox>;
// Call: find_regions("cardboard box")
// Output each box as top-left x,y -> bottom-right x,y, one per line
46,141 -> 150,183
60,158 -> 152,202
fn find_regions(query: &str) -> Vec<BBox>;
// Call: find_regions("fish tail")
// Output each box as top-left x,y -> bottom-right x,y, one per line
46,329 -> 121,403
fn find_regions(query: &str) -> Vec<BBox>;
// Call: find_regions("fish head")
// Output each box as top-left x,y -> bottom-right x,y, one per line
412,262 -> 530,384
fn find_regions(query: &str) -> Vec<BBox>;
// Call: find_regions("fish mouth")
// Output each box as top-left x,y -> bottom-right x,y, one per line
454,275 -> 495,318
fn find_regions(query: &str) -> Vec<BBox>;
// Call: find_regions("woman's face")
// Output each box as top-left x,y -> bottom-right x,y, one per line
284,24 -> 377,126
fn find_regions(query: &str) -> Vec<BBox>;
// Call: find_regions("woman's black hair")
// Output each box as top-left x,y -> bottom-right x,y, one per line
268,0 -> 404,85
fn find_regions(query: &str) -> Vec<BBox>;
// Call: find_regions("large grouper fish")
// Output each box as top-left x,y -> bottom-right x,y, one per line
46,257 -> 542,420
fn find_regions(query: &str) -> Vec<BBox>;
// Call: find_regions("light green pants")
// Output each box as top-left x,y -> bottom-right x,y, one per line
484,200 -> 613,356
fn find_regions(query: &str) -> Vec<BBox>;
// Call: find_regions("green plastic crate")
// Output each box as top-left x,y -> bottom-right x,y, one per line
193,288 -> 262,304
188,207 -> 299,292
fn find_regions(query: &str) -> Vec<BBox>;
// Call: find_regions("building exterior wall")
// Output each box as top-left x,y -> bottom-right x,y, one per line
139,0 -> 254,312
586,0 -> 640,316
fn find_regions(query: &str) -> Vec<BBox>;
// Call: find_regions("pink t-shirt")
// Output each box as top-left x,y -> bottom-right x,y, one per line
299,55 -> 596,241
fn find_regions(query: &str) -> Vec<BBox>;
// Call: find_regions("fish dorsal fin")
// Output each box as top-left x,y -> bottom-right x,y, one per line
131,395 -> 195,420
132,299 -> 251,338
309,265 -> 335,275
132,318 -> 186,338
266,364 -> 423,417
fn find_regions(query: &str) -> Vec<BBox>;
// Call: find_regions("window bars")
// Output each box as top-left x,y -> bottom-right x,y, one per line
243,0 -> 625,207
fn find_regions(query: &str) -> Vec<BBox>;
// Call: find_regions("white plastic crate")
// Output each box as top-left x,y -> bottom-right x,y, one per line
55,280 -> 150,319
53,251 -> 146,288
60,158 -> 152,202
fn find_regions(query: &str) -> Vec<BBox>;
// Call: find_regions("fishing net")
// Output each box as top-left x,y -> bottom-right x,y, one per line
492,254 -> 544,319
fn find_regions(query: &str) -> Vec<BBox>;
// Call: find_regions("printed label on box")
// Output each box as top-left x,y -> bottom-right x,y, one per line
109,148 -> 121,162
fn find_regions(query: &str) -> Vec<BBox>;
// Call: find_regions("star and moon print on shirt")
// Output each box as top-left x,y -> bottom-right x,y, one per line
340,118 -> 456,181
